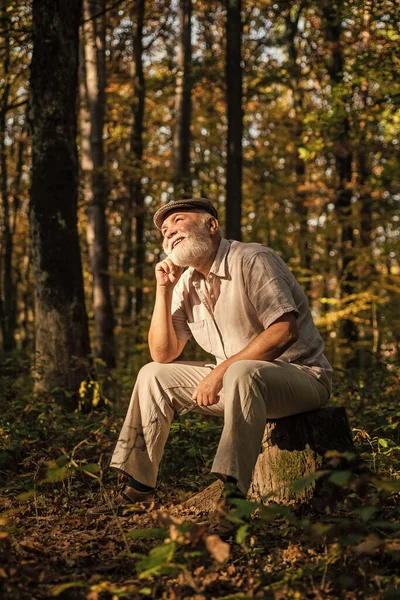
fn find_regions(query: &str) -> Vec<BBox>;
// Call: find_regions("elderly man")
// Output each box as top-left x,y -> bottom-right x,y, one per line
90,198 -> 332,515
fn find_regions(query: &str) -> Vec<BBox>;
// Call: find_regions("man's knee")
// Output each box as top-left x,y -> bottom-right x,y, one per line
223,360 -> 269,387
137,361 -> 172,385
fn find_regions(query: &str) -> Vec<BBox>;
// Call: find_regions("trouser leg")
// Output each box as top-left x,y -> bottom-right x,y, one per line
211,360 -> 329,495
110,361 -> 223,488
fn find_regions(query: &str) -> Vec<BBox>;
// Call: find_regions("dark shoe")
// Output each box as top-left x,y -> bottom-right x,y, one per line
87,486 -> 154,517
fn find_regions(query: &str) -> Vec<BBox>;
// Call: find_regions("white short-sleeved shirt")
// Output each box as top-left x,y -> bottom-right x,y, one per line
171,238 -> 332,392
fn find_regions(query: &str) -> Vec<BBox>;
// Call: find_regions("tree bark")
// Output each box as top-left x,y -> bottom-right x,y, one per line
321,2 -> 357,347
0,0 -> 16,351
81,0 -> 115,368
249,407 -> 356,504
30,0 -> 91,397
286,7 -> 311,295
225,0 -> 243,241
173,0 -> 192,198
122,0 -> 146,331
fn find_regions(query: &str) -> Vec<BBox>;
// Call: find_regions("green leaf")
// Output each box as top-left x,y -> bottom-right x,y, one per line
16,489 -> 36,501
79,463 -> 100,474
137,542 -> 176,577
351,507 -> 377,522
372,477 -> 400,492
259,503 -> 295,522
370,520 -> 400,532
51,582 -> 86,596
227,498 -> 259,520
56,455 -> 70,468
310,523 -> 334,537
236,524 -> 249,545
44,466 -> 69,483
292,470 -> 329,492
329,471 -> 352,486
378,438 -> 389,448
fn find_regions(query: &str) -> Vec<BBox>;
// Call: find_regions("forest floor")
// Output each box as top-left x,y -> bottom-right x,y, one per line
1,354 -> 400,600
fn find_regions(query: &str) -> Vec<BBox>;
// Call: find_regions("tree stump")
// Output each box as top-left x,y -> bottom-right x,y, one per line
248,406 -> 356,504
185,407 -> 356,510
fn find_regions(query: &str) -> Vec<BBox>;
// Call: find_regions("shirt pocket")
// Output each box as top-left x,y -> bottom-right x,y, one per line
187,320 -> 213,354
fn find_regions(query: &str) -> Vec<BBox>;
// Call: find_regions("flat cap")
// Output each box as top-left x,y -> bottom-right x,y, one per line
153,198 -> 218,230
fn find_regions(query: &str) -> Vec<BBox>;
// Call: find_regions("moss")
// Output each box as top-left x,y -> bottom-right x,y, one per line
269,446 -> 324,501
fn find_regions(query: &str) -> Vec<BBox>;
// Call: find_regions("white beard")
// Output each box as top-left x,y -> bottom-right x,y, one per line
164,226 -> 214,267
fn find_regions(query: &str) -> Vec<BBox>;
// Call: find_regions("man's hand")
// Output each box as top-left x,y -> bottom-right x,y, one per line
193,367 -> 225,407
155,258 -> 183,290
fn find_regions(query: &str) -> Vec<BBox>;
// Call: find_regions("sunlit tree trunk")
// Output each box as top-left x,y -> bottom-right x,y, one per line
30,0 -> 91,396
0,0 -> 16,351
356,3 -> 377,369
321,2 -> 357,349
357,5 -> 374,280
81,0 -> 115,368
173,0 -> 192,197
285,7 -> 311,296
225,0 -> 242,240
122,0 -> 146,335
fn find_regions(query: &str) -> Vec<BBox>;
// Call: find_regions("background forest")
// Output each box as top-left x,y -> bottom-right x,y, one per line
0,0 -> 399,599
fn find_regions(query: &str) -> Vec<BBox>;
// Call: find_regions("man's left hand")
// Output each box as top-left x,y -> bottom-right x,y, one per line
192,367 -> 225,407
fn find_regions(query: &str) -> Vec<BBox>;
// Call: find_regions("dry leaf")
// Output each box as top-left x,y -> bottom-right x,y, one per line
353,535 -> 382,554
205,534 -> 230,564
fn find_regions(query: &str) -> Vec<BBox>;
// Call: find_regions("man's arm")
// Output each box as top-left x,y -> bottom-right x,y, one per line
193,312 -> 298,406
148,258 -> 188,363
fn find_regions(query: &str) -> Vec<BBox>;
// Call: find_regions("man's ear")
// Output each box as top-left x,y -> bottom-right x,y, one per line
208,217 -> 219,234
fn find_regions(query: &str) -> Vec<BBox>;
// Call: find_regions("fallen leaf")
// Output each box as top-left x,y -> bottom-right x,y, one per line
205,534 -> 230,564
353,535 -> 382,554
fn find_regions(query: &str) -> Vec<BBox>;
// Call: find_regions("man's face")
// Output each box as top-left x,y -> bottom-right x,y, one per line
161,210 -> 214,267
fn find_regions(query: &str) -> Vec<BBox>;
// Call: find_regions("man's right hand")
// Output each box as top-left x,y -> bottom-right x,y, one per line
155,258 -> 183,290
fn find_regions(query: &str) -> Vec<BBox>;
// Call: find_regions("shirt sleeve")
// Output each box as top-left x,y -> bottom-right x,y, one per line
171,282 -> 192,341
245,251 -> 299,329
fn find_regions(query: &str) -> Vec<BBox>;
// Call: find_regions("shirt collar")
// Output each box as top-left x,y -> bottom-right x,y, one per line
189,238 -> 231,283
209,238 -> 230,278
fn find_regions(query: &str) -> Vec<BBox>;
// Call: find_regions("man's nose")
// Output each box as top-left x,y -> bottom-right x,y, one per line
165,227 -> 177,239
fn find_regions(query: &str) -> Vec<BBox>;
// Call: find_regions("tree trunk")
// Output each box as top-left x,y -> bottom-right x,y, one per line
0,0 -> 16,351
173,0 -> 192,198
225,0 -> 243,241
81,0 -> 115,368
122,0 -> 146,334
30,0 -> 91,397
286,7 -> 311,295
249,407 -> 355,504
321,2 -> 357,348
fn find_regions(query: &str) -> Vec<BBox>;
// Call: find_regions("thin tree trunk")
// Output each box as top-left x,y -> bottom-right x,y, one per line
225,0 -> 243,241
322,2 -> 357,347
356,3 -> 377,370
122,0 -> 146,333
173,0 -> 192,197
357,4 -> 374,279
286,7 -> 311,295
0,0 -> 16,351
81,0 -> 115,368
30,0 -> 91,397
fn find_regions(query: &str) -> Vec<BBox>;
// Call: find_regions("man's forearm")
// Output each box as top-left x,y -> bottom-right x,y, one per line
148,287 -> 180,362
215,316 -> 298,376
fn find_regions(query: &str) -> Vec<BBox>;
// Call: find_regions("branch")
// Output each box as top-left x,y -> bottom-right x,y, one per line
80,0 -> 126,24
6,98 -> 28,113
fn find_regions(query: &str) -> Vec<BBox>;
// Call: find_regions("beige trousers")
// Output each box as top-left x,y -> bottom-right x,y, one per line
110,360 -> 329,494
